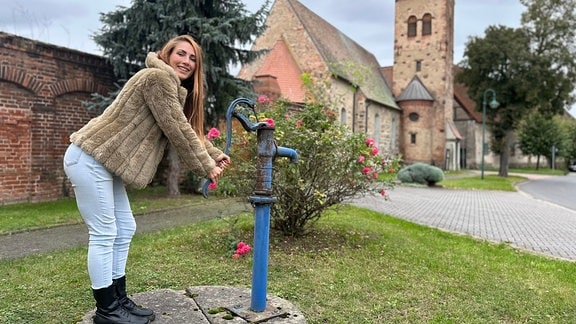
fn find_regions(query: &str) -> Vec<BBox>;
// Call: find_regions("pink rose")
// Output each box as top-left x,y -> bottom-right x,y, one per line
257,95 -> 270,104
208,182 -> 217,190
358,156 -> 365,163
238,246 -> 251,255
207,128 -> 220,140
362,167 -> 372,175
264,118 -> 275,127
365,138 -> 375,147
371,147 -> 379,156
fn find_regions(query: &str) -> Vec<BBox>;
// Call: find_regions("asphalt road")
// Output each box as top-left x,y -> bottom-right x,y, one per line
517,172 -> 576,211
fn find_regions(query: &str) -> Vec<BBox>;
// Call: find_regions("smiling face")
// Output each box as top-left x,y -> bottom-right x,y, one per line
167,41 -> 196,81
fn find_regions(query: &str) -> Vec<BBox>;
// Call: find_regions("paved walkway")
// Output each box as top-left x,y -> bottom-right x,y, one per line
351,182 -> 576,261
2,175 -> 576,262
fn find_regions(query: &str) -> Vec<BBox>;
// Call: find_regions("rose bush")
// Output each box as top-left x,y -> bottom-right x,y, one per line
215,96 -> 401,237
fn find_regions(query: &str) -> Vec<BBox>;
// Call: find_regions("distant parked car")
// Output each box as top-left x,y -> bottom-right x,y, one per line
569,164 -> 576,172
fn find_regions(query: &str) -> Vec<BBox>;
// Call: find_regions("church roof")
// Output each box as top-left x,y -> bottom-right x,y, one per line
397,75 -> 434,102
255,39 -> 306,103
453,66 -> 482,122
287,0 -> 398,109
446,118 -> 463,140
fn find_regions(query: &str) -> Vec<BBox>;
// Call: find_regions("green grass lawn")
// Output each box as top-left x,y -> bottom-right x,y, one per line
1,206 -> 576,323
1,170 -> 575,323
441,167 -> 565,191
507,167 -> 566,176
440,174 -> 526,191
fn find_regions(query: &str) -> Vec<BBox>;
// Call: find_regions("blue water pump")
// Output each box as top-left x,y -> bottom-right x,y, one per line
202,98 -> 298,317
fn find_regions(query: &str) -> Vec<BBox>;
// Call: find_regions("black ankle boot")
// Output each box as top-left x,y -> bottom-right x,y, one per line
113,276 -> 156,321
92,284 -> 150,324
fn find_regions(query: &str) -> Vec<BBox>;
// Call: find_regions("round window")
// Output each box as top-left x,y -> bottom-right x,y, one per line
408,112 -> 420,122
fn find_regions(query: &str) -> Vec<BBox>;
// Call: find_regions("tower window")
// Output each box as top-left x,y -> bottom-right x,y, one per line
422,14 -> 432,35
416,60 -> 422,72
410,133 -> 417,144
407,16 -> 417,37
408,112 -> 420,122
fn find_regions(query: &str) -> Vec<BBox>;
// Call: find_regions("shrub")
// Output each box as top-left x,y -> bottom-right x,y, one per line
269,102 -> 402,236
215,97 -> 401,237
397,163 -> 444,186
206,68 -> 402,237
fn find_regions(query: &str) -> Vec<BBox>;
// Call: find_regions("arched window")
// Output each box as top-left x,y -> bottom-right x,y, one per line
407,16 -> 417,37
340,107 -> 347,125
422,14 -> 432,35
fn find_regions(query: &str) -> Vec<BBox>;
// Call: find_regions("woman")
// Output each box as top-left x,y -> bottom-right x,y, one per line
64,35 -> 229,324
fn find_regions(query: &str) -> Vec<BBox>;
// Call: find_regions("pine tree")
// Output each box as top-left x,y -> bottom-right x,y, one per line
91,0 -> 269,124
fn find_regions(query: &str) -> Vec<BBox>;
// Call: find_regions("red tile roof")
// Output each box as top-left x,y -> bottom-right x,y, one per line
255,39 -> 306,103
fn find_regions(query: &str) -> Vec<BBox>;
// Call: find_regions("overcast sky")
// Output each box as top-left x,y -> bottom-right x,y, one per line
2,0 -> 525,66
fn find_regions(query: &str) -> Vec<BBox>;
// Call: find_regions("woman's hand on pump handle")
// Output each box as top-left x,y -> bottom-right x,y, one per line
216,154 -> 231,169
208,155 -> 230,183
208,166 -> 223,184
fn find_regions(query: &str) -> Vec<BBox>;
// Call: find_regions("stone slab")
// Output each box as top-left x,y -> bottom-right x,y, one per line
79,286 -> 306,323
79,288 -> 208,323
187,286 -> 306,323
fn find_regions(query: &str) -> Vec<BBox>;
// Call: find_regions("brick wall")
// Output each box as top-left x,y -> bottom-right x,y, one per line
0,32 -> 115,204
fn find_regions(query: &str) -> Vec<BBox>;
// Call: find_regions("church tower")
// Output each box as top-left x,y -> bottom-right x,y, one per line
392,0 -> 455,168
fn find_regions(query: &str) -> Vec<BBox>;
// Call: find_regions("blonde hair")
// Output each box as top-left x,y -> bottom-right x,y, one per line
157,35 -> 206,141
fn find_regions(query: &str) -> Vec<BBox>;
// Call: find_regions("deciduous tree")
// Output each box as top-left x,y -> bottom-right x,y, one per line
458,0 -> 576,176
457,26 -> 532,177
517,111 -> 565,169
520,0 -> 576,116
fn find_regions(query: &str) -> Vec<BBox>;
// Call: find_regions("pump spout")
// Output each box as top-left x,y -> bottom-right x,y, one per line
276,146 -> 298,164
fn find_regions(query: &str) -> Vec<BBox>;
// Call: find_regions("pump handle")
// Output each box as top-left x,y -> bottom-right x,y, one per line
202,98 -> 263,198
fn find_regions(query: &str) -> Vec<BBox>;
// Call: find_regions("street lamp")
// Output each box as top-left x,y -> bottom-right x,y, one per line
481,88 -> 499,180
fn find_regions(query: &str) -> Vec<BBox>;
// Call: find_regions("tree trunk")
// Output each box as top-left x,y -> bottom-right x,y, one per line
166,144 -> 181,197
536,155 -> 540,170
498,130 -> 514,177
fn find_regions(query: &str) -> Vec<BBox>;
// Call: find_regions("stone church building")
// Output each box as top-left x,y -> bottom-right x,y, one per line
239,0 -> 520,171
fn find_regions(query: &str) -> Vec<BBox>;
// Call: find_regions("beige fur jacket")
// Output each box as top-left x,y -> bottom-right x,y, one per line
70,52 -> 224,189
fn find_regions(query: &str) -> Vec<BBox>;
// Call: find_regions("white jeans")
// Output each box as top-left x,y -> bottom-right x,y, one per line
63,144 -> 136,289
